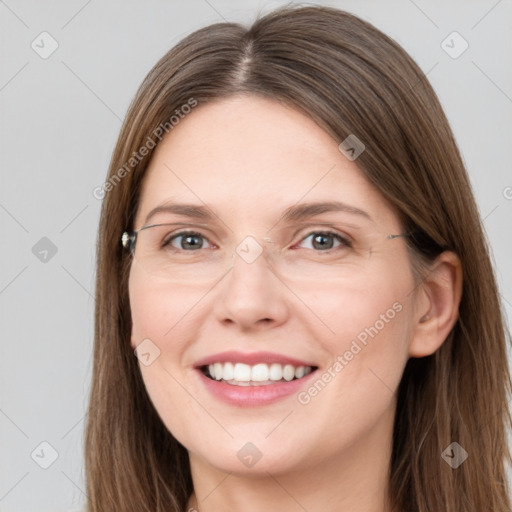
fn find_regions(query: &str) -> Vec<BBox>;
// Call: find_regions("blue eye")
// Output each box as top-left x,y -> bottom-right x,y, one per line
166,231 -> 211,251
298,231 -> 352,251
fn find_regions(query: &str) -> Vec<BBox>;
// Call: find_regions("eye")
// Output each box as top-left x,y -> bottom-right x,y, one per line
297,231 -> 352,251
165,231 -> 213,251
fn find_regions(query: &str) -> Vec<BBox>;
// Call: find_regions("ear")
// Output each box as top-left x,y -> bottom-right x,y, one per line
408,251 -> 463,358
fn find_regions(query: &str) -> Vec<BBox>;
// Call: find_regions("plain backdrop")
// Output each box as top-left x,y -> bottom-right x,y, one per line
1,1 -> 511,510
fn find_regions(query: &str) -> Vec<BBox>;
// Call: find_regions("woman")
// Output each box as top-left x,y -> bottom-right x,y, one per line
85,5 -> 511,511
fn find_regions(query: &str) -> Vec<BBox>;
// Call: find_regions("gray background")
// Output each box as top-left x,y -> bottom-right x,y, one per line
1,0 -> 511,510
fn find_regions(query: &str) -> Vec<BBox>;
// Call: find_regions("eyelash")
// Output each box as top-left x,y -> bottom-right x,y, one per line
163,229 -> 353,252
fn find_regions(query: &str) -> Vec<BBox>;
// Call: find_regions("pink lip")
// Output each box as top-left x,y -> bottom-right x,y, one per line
194,350 -> 316,368
196,369 -> 318,407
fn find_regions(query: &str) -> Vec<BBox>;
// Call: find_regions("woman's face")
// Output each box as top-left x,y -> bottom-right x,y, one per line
128,95 -> 419,476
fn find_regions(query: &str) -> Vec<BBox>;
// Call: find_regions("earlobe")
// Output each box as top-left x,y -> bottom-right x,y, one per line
408,251 -> 463,358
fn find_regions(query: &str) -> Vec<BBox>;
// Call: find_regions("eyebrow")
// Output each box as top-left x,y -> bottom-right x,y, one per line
280,201 -> 372,223
143,200 -> 372,226
145,203 -> 213,224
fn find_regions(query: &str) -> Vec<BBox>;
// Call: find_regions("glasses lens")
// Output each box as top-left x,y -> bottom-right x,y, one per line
129,223 -> 404,283
131,224 -> 232,283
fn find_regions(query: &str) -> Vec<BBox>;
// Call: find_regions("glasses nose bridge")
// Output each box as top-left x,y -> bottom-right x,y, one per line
232,234 -> 279,266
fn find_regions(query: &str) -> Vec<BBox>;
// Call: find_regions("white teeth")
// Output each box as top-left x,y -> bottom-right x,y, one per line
283,364 -> 295,381
214,362 -> 223,381
206,362 -> 314,384
295,366 -> 305,379
233,363 -> 251,382
223,361 -> 234,380
251,363 -> 269,382
269,363 -> 283,381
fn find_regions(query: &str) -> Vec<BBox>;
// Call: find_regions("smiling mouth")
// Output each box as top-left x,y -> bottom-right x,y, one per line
200,362 -> 317,386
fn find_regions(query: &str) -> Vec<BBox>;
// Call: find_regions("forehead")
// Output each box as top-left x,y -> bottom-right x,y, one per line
135,95 -> 398,230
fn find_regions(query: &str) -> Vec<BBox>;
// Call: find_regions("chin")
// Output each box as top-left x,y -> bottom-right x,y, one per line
184,434 -> 314,477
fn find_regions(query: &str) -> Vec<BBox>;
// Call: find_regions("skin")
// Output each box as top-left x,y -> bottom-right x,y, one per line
128,95 -> 462,512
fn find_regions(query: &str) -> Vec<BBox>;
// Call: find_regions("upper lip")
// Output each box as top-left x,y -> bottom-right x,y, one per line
194,351 -> 317,368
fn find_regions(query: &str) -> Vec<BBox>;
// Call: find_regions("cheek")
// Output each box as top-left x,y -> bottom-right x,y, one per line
128,269 -> 213,440
288,288 -> 412,461
295,260 -> 413,347
295,261 -> 414,403
128,268 -> 203,348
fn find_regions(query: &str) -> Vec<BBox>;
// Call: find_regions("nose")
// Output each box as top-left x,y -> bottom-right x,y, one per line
213,245 -> 289,332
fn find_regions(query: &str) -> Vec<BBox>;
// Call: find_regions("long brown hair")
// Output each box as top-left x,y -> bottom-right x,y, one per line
85,5 -> 511,511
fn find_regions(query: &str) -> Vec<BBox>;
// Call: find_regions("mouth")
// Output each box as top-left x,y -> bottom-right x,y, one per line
193,351 -> 319,406
200,362 -> 317,386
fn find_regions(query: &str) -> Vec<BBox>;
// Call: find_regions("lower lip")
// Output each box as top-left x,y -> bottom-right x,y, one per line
196,369 -> 317,406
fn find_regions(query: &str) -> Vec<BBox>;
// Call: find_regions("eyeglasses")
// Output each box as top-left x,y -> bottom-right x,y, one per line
121,222 -> 412,283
